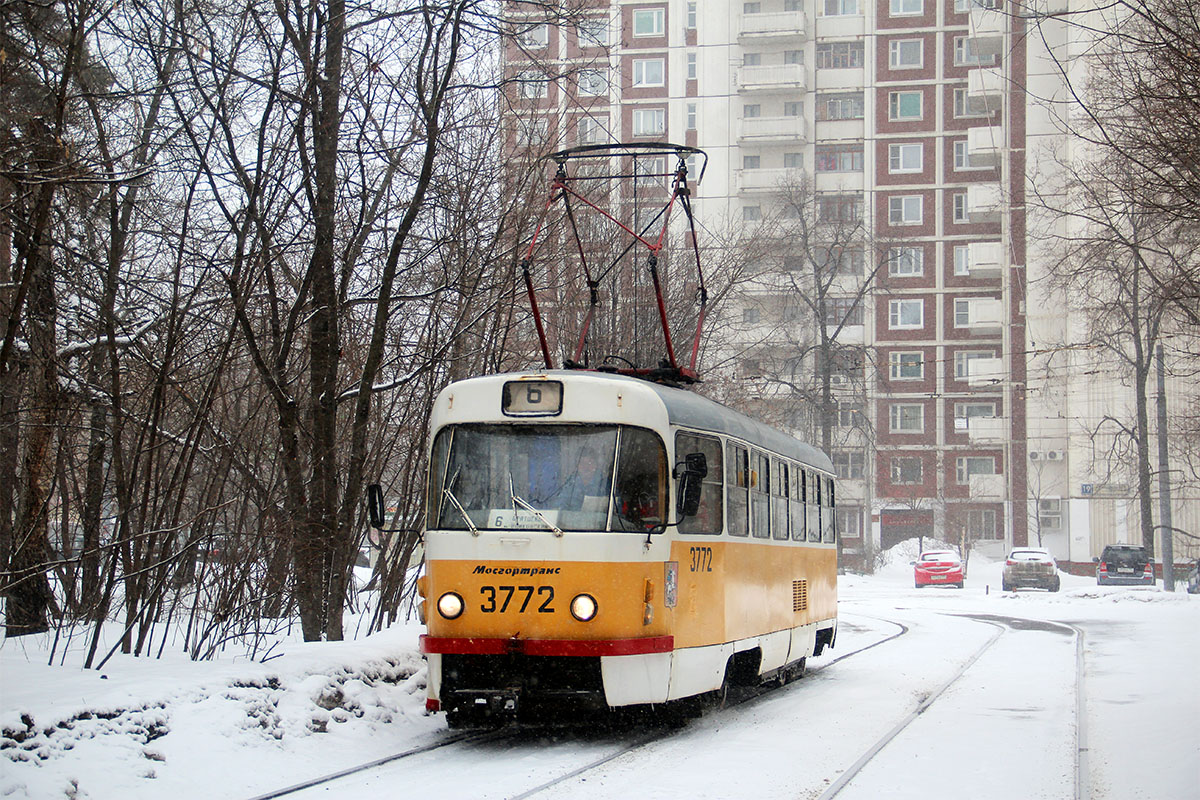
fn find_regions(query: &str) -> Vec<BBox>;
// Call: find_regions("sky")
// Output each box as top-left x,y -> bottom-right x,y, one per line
2,544 -> 1197,800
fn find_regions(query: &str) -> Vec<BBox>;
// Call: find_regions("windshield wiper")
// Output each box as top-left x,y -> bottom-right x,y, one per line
508,473 -> 564,537
442,470 -> 478,535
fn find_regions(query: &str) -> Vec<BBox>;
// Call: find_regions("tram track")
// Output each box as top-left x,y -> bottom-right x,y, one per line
243,613 -> 911,800
812,612 -> 1088,800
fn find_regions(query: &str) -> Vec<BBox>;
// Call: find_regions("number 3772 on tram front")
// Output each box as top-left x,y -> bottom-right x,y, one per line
371,370 -> 838,727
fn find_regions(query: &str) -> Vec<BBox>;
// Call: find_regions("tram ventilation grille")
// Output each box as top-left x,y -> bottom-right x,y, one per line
792,580 -> 808,612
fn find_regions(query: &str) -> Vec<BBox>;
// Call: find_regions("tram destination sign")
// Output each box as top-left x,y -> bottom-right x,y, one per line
502,380 -> 563,417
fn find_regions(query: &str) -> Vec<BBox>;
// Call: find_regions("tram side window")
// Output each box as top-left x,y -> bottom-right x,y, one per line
790,463 -> 806,541
614,428 -> 668,532
807,471 -> 821,542
426,428 -> 452,529
823,477 -> 837,543
727,443 -> 750,537
751,450 -> 771,539
676,432 -> 724,534
772,459 -> 790,541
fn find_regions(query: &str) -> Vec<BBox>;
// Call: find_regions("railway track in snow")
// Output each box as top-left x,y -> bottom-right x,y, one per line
812,613 -> 1088,800
243,613 -> 910,800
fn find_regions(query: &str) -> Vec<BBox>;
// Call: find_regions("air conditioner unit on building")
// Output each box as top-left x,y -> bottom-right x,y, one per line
1045,450 -> 1063,461
1029,451 -> 1040,461
830,374 -> 848,386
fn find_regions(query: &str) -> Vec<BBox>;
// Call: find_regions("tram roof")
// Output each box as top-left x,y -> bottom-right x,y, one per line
475,371 -> 834,473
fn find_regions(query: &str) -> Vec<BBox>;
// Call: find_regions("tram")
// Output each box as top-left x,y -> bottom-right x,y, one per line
404,369 -> 838,726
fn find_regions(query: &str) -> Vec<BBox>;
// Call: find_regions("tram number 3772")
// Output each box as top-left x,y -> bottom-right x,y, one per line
479,585 -> 555,614
689,546 -> 713,573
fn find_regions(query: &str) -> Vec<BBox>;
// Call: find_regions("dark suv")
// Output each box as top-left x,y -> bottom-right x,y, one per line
1095,544 -> 1155,586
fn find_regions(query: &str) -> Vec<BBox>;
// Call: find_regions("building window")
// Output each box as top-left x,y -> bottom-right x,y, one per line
687,52 -> 698,80
837,506 -> 863,539
889,39 -> 923,68
686,1 -> 697,28
578,17 -> 609,47
888,246 -> 924,276
954,297 -> 977,327
632,58 -> 665,87
957,456 -> 996,483
784,152 -> 804,169
891,456 -> 923,483
889,298 -> 924,328
784,101 -> 804,117
686,102 -> 697,130
954,349 -> 995,379
518,71 -> 548,99
837,401 -> 864,428
833,451 -> 865,480
516,117 -> 549,146
953,244 -> 971,275
816,41 -> 865,69
822,0 -> 860,14
578,69 -> 609,97
633,8 -> 665,36
743,154 -> 761,170
890,0 -> 923,15
824,295 -> 864,326
953,139 -> 978,170
888,143 -> 923,173
888,195 -> 923,225
889,90 -> 923,121
631,108 -> 666,135
890,404 -> 925,433
519,23 -> 549,48
954,35 -> 996,66
889,351 -> 924,379
956,0 -> 999,10
744,103 -> 762,118
785,0 -> 803,9
577,116 -> 606,145
742,306 -> 762,324
744,52 -> 762,66
818,195 -> 864,222
967,508 -> 999,539
784,49 -> 803,65
816,144 -> 864,172
1038,499 -> 1063,531
744,1 -> 762,12
818,92 -> 864,120
743,205 -> 762,221
953,192 -> 969,223
955,401 -> 996,420
818,245 -> 864,275
953,88 -> 990,118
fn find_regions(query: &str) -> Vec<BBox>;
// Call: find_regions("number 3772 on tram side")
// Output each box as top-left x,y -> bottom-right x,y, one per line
392,370 -> 838,727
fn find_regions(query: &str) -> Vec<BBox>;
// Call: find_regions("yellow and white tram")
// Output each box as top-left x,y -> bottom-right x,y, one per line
413,370 -> 838,725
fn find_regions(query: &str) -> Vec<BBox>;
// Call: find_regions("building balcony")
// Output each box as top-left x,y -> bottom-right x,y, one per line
967,182 -> 1003,223
963,415 -> 1006,443
968,5 -> 1006,58
827,322 -> 865,343
739,167 -> 802,193
966,125 -> 1003,168
739,115 -> 807,142
969,473 -> 1006,499
738,64 -> 805,93
966,356 -> 1006,386
739,10 -> 806,40
967,67 -> 1005,112
967,241 -> 1003,274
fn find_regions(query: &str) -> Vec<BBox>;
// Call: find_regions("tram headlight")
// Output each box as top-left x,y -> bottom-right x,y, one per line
570,593 -> 598,622
437,592 -> 464,620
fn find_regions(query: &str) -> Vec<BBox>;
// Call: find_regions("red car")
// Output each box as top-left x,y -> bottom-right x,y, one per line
914,550 -> 964,588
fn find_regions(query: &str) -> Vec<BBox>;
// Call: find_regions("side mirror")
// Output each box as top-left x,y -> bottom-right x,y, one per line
366,484 -> 386,529
1092,557 -> 1100,563
675,452 -> 707,518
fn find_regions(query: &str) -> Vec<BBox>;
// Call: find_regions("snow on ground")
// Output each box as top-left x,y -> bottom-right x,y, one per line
2,544 -> 1197,800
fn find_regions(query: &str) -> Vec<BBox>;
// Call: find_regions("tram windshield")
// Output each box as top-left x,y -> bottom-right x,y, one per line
427,424 -> 667,533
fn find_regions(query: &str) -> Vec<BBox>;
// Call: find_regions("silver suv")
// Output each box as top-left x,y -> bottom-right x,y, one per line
1002,548 -> 1060,592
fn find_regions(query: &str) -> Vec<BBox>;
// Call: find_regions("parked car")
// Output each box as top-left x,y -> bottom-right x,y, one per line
914,550 -> 964,589
1094,544 -> 1155,586
1187,559 -> 1199,595
1002,547 -> 1061,592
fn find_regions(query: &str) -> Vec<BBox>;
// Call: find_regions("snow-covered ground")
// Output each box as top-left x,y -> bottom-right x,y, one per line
3,549 -> 1197,800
